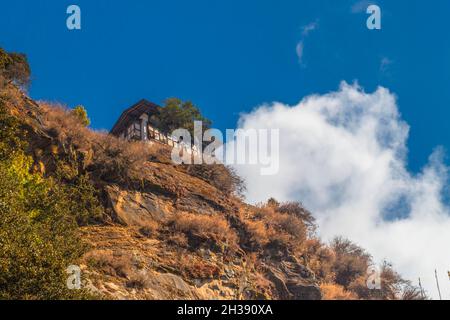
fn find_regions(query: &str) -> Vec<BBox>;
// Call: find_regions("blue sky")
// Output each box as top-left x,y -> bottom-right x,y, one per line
1,0 -> 449,174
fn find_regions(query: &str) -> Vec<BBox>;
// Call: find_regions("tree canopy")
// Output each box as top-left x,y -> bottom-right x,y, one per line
0,48 -> 31,87
152,98 -> 211,138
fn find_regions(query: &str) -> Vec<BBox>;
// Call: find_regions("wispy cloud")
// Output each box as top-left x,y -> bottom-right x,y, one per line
301,21 -> 318,37
296,21 -> 319,65
380,57 -> 393,73
351,0 -> 376,13
295,42 -> 305,64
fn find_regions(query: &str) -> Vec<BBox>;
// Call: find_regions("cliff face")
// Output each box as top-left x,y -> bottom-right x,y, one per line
79,150 -> 322,300
4,86 -> 322,300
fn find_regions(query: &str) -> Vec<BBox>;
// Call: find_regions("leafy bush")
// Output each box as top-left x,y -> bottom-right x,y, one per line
0,104 -> 96,299
71,105 -> 91,127
62,174 -> 104,225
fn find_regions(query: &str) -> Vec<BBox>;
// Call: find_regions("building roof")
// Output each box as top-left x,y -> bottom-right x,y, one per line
110,99 -> 161,136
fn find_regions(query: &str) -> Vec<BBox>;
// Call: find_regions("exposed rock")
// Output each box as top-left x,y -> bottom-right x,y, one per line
265,265 -> 321,300
4,87 -> 325,301
106,185 -> 170,226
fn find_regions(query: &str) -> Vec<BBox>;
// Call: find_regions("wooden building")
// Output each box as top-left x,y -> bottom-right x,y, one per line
110,99 -> 160,141
110,99 -> 180,148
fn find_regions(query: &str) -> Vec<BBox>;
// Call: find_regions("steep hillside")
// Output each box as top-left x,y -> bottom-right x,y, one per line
0,56 -> 423,300
11,89 -> 322,300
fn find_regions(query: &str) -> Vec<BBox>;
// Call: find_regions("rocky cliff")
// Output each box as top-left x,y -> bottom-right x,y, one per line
1,85 -> 322,300
1,80 -> 420,300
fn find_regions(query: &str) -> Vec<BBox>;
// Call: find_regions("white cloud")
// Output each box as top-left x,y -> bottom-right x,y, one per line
380,57 -> 393,73
295,42 -> 305,64
233,82 -> 450,299
351,0 -> 376,13
296,21 -> 318,65
302,21 -> 318,37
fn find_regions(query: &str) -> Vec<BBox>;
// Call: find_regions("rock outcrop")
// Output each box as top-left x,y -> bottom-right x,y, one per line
5,86 -> 322,300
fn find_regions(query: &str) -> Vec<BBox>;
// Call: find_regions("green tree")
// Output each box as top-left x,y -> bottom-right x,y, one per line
153,98 -> 211,138
71,105 -> 91,127
0,48 -> 31,87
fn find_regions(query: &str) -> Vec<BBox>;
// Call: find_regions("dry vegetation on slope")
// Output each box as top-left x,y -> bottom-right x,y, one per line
0,48 -> 424,300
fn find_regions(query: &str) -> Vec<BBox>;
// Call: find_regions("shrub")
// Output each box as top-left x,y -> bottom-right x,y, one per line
167,232 -> 189,247
126,273 -> 147,290
330,237 -> 371,289
61,174 -> 104,225
0,48 -> 31,87
40,102 -> 92,148
300,239 -> 336,283
0,146 -> 89,299
266,197 -> 280,208
138,220 -> 159,238
71,105 -> 91,127
276,201 -> 316,230
178,255 -> 221,279
186,164 -> 246,197
0,104 -> 26,159
40,102 -> 158,187
348,261 -> 425,300
247,205 -> 308,250
169,212 -> 237,248
271,213 -> 307,241
320,283 -> 357,300
244,220 -> 271,247
85,250 -> 132,279
0,105 -> 95,299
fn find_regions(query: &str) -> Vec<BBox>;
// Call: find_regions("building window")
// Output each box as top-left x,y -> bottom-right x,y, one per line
126,122 -> 142,140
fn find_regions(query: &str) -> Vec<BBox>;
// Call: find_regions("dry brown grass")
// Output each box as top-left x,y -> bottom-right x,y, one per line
0,81 -> 26,110
138,220 -> 160,238
185,164 -> 246,197
299,239 -> 336,283
242,204 -> 308,250
244,220 -> 271,246
168,212 -> 238,248
166,232 -> 189,247
178,255 -> 222,279
39,102 -> 161,186
320,283 -> 357,300
126,273 -> 148,290
84,250 -> 133,279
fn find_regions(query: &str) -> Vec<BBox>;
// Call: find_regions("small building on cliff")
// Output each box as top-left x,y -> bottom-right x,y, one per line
110,99 -> 178,146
